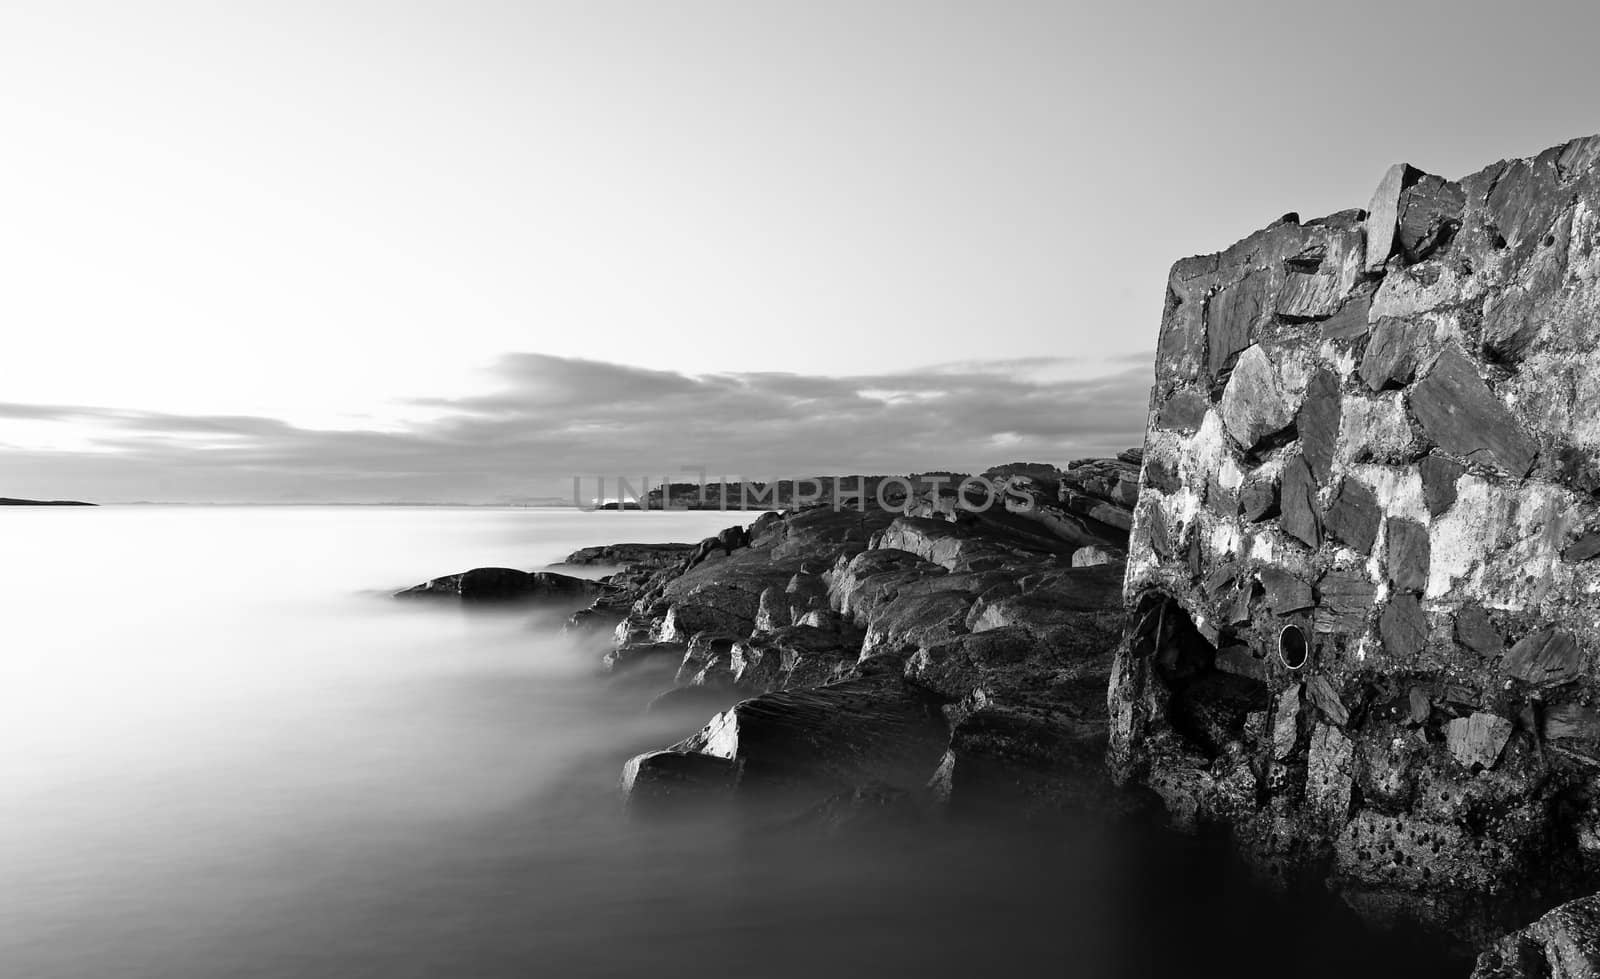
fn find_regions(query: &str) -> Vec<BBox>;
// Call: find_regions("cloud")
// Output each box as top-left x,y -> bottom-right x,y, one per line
0,353 -> 1154,502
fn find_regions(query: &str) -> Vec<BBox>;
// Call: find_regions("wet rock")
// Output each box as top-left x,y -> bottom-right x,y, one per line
395,567 -> 601,605
620,750 -> 740,817
1220,344 -> 1300,450
602,640 -> 687,675
561,542 -> 696,568
1380,594 -> 1429,659
1280,455 -> 1322,547
1471,892 -> 1600,979
1410,345 -> 1539,477
1503,627 -> 1582,688
1325,476 -> 1381,554
678,675 -> 948,806
1421,453 -> 1466,517
1446,712 -> 1514,770
1385,518 -> 1431,593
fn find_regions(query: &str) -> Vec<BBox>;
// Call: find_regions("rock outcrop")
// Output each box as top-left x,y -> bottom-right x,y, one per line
562,466 -> 1142,824
1115,133 -> 1600,945
0,497 -> 95,506
395,567 -> 601,606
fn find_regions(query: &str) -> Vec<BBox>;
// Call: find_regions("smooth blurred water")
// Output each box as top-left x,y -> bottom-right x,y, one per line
0,506 -> 1466,979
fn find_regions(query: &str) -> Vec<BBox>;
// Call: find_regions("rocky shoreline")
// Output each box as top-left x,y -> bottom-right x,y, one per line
396,134 -> 1600,977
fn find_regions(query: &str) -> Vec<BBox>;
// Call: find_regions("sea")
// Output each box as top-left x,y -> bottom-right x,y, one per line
0,505 -> 1463,978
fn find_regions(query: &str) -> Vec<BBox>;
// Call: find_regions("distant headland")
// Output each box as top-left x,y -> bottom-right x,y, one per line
0,498 -> 96,506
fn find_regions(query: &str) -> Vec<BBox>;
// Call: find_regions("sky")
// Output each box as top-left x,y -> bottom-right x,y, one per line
2,0 -> 1598,502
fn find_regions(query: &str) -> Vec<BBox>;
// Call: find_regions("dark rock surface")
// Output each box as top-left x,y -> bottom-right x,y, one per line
578,458 -> 1142,825
0,497 -> 96,506
395,567 -> 602,605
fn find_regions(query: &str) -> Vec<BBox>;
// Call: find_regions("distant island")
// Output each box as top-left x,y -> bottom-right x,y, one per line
0,498 -> 96,506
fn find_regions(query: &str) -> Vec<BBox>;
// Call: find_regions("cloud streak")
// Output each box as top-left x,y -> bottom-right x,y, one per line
0,354 -> 1153,502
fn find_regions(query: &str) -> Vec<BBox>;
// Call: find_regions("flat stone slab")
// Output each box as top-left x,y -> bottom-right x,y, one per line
1409,345 -> 1538,476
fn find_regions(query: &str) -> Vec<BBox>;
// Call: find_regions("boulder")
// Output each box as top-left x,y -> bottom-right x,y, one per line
395,567 -> 600,605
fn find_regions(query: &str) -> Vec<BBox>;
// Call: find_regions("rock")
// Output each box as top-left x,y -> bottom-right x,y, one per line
1379,593 -> 1429,659
1206,269 -> 1272,377
1065,544 -> 1115,567
1219,344 -> 1299,450
1316,570 -> 1376,634
1273,684 -> 1304,760
1364,162 -> 1413,272
1155,388 -> 1210,433
1421,453 -> 1466,517
560,542 -> 696,568
602,640 -> 686,674
1307,674 -> 1349,726
929,700 -> 1133,819
1324,476 -> 1381,554
1307,722 -> 1356,829
1385,517 -> 1430,593
677,675 -> 948,807
1280,455 -> 1322,547
1359,318 -> 1426,391
1503,627 -> 1582,688
1299,367 -> 1343,483
1566,531 -> 1600,563
1259,567 -> 1313,614
620,750 -> 739,817
1239,471 -> 1280,522
1410,345 -> 1538,477
1214,644 -> 1265,681
1144,454 -> 1181,495
1396,173 -> 1465,263
1472,893 -> 1600,979
1446,712 -> 1513,770
1320,292 -> 1373,341
395,567 -> 600,605
1456,605 -> 1504,657
1483,286 -> 1543,365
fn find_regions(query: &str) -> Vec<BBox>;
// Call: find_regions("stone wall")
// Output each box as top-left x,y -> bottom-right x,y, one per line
1112,134 -> 1600,944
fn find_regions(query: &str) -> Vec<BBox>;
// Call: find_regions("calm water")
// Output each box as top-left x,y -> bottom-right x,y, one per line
0,506 -> 1464,978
